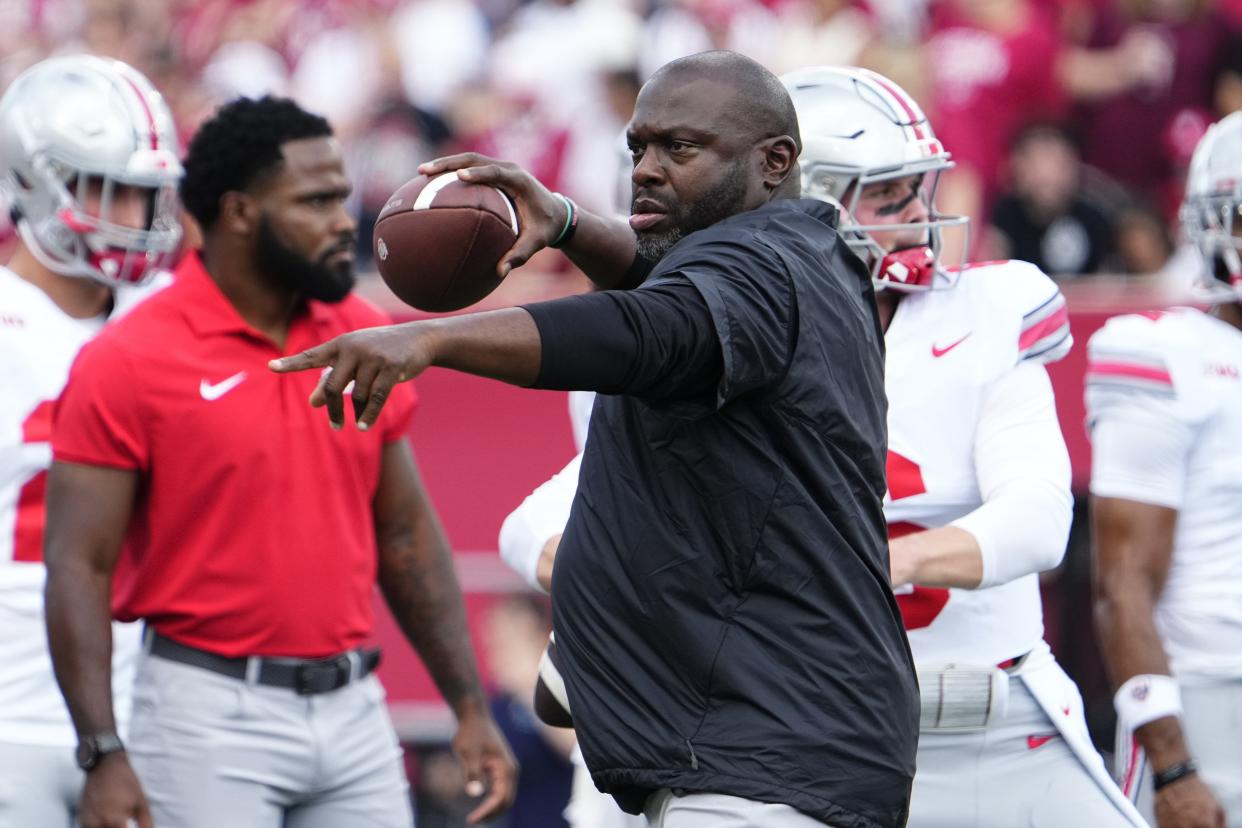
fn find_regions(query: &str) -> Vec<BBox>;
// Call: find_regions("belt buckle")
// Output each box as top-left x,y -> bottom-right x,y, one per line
294,658 -> 349,695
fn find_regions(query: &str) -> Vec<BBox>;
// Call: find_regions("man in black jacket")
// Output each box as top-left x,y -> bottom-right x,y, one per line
272,51 -> 918,828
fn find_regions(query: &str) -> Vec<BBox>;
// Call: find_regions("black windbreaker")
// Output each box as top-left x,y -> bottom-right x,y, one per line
549,199 -> 918,828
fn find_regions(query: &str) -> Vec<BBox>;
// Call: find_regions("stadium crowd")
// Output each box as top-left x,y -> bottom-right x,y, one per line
3,0 -> 1242,827
1,0 -> 1241,286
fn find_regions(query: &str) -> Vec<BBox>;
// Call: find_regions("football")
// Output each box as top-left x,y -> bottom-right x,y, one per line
372,172 -> 519,313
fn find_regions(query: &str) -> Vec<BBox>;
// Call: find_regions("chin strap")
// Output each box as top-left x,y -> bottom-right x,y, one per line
878,246 -> 936,289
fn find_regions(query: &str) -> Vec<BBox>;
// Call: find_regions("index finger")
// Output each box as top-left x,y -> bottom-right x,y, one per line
269,342 -> 338,374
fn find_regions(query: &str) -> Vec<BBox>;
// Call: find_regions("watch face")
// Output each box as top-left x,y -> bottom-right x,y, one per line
75,733 -> 122,771
75,740 -> 98,771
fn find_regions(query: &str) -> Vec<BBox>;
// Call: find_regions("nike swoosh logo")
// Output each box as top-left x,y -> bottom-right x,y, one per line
931,333 -> 972,358
200,371 -> 247,401
1027,734 -> 1056,750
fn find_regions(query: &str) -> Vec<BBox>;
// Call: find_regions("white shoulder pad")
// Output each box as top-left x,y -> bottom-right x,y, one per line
954,260 -> 1072,365
1085,310 -> 1208,427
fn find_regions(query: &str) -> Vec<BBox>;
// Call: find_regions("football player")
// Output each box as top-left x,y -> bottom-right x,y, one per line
0,55 -> 182,826
783,66 -> 1146,828
1088,112 -> 1242,828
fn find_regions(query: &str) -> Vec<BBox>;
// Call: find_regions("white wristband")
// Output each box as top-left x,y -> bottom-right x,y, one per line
1114,674 -> 1182,732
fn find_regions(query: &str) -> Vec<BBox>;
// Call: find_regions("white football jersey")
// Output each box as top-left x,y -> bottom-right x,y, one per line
1087,308 -> 1242,680
885,260 -> 1073,665
0,266 -> 151,746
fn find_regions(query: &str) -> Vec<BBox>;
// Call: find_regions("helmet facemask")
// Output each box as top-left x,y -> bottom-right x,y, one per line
11,153 -> 182,286
1181,192 -> 1242,303
1180,111 -> 1242,305
805,162 -> 969,292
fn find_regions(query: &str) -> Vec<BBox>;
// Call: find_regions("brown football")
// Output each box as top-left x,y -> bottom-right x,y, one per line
372,173 -> 519,312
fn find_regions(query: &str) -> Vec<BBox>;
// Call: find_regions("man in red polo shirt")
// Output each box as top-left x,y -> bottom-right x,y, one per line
43,96 -> 516,828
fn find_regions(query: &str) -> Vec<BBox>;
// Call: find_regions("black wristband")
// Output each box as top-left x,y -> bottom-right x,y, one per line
1153,759 -> 1198,791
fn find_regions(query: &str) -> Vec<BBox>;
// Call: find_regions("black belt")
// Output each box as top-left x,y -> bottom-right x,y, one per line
149,633 -> 381,696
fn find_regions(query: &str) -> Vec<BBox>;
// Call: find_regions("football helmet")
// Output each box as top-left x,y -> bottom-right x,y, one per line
782,66 -> 968,291
1181,110 -> 1242,302
0,55 -> 183,286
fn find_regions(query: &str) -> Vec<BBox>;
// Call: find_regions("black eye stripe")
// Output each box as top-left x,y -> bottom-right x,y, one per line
875,189 -> 919,217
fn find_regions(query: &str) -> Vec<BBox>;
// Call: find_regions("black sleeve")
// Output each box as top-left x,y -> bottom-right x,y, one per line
522,276 -> 723,408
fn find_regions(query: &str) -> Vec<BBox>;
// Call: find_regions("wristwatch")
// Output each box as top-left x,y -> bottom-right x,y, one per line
75,732 -> 125,771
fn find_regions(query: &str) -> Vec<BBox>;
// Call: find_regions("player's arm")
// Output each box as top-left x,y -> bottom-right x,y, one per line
498,453 -> 582,592
418,154 -> 649,289
1093,496 -> 1225,828
1086,321 -> 1225,828
890,361 -> 1071,589
371,440 -> 517,824
271,278 -> 727,430
44,461 -> 152,828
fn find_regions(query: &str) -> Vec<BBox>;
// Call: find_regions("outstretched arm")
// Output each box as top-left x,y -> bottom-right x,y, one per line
271,279 -> 722,430
272,307 -> 543,430
373,440 -> 517,824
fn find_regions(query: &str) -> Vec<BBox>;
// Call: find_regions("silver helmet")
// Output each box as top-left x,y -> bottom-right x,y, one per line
0,55 -> 183,286
782,66 -> 968,291
1181,110 -> 1242,302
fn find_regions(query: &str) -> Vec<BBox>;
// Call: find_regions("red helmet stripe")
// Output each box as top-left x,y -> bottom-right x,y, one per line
870,75 -> 925,141
121,74 -> 159,150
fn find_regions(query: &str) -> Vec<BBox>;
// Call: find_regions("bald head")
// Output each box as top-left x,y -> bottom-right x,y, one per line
625,51 -> 802,261
651,51 -> 802,156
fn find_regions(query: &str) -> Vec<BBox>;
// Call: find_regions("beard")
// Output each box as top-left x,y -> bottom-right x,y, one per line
635,159 -> 750,263
255,215 -> 356,304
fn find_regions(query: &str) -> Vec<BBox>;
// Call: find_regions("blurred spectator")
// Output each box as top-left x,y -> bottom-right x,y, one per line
390,0 -> 491,114
349,98 -> 454,265
484,596 -> 575,828
989,122 -> 1115,276
1073,0 -> 1230,218
489,0 -> 642,122
1112,200 -> 1175,275
925,0 -> 1069,259
1111,200 -> 1204,297
770,0 -> 877,75
556,67 -> 641,215
639,0 -> 780,80
291,3 -> 393,139
201,40 -> 288,101
926,0 -> 1195,261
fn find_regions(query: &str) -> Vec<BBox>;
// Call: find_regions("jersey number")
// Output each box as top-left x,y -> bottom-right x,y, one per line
887,450 -> 950,630
13,401 -> 54,563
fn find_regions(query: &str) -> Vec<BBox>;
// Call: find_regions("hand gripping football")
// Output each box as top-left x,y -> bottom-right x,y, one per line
372,172 -> 519,312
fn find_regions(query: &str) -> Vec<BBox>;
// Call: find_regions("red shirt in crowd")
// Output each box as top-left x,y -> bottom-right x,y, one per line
52,252 -> 417,659
928,2 -> 1067,206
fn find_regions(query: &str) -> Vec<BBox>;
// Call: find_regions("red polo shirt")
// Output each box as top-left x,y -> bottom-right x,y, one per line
52,252 -> 417,658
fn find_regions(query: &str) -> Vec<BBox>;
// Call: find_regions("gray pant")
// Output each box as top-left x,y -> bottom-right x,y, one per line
642,789 -> 831,827
129,652 -> 412,827
910,677 -> 1134,828
1118,677 -> 1242,827
566,762 -> 647,828
0,741 -> 80,828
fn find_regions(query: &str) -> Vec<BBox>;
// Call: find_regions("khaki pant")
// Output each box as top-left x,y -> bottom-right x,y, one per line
911,676 -> 1135,828
0,741 -> 80,828
129,651 -> 412,828
642,789 -> 832,827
